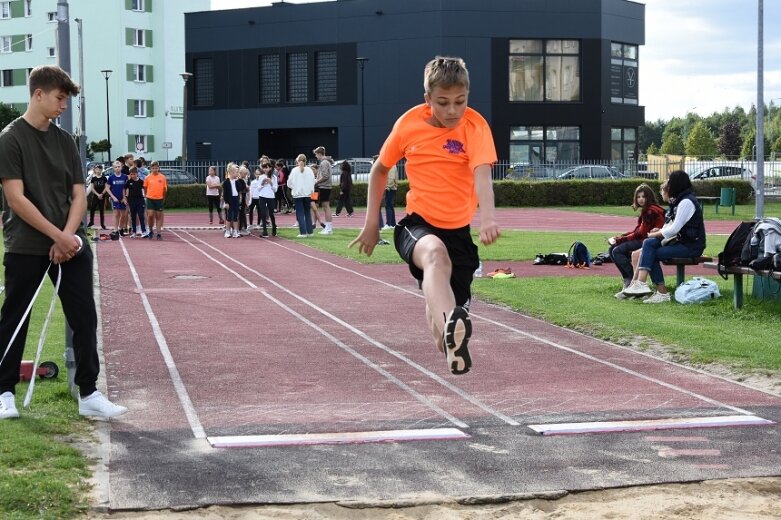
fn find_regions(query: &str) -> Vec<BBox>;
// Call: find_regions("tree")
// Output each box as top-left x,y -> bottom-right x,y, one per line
646,142 -> 659,156
659,132 -> 685,155
771,136 -> 781,156
90,139 -> 111,161
685,121 -> 718,158
639,120 -> 665,155
718,120 -> 742,158
0,102 -> 21,131
740,130 -> 771,159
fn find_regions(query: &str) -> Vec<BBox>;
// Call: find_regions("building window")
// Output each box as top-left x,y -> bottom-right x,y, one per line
314,50 -> 336,102
1,69 -> 12,87
509,39 -> 580,102
259,54 -> 280,104
509,125 -> 581,165
134,29 -> 145,47
47,11 -> 55,21
286,52 -> 308,103
133,135 -> 147,153
1,2 -> 10,19
0,36 -> 10,53
133,64 -> 145,82
134,100 -> 147,117
47,46 -> 55,57
611,127 -> 637,163
25,0 -> 31,16
193,58 -> 214,106
25,34 -> 32,51
131,0 -> 144,11
610,42 -> 638,105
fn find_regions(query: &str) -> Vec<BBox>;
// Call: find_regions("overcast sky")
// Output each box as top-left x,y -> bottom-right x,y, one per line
211,0 -> 781,123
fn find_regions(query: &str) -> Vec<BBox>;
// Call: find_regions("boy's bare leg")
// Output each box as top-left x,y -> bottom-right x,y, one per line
412,235 -> 456,351
157,211 -> 164,232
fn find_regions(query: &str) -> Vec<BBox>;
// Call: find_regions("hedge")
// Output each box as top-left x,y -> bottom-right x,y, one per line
131,178 -> 755,209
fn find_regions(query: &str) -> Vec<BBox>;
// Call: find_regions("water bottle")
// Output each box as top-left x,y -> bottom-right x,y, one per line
474,261 -> 483,278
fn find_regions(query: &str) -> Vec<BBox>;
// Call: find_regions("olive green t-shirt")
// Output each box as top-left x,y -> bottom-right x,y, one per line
0,116 -> 85,255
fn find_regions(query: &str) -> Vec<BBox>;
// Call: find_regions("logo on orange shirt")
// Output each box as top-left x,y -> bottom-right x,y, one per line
443,139 -> 465,154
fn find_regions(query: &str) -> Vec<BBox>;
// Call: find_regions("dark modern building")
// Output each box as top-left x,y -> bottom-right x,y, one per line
184,0 -> 644,165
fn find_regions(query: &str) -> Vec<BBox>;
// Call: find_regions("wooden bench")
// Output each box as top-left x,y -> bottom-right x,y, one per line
702,262 -> 781,309
662,256 -> 713,286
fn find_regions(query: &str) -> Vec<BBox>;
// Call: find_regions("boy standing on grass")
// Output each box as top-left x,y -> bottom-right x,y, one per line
0,65 -> 127,420
143,161 -> 167,240
350,56 -> 500,375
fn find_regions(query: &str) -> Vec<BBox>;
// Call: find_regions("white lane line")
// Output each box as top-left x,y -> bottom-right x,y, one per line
179,231 -> 520,427
118,240 -> 207,439
255,236 -> 761,417
529,415 -> 774,436
208,428 -> 470,448
171,232 -> 471,430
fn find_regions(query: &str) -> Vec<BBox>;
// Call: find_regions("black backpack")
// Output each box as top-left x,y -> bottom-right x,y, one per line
717,221 -> 756,279
567,241 -> 591,268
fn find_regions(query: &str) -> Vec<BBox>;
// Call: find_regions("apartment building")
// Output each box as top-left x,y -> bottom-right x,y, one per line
0,0 -> 208,161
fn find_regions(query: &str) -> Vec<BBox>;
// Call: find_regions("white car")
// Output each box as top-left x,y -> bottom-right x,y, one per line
331,158 -> 374,185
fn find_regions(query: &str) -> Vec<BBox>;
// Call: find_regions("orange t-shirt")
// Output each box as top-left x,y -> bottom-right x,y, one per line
143,173 -> 167,200
378,104 -> 497,229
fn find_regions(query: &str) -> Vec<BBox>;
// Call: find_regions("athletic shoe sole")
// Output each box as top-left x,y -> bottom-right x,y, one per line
443,307 -> 472,375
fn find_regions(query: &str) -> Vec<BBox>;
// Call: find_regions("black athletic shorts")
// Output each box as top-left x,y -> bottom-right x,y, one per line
317,188 -> 332,207
393,213 -> 479,308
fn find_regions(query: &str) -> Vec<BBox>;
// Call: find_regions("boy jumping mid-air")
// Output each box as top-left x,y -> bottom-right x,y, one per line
350,56 -> 500,375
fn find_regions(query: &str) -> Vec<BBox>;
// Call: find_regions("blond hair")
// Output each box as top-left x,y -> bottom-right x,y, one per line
423,56 -> 470,94
295,153 -> 307,164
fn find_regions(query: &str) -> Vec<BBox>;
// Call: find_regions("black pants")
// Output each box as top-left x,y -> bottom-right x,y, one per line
207,195 -> 222,221
128,198 -> 146,234
609,239 -> 643,282
335,189 -> 353,215
0,250 -> 99,397
248,198 -> 261,225
276,186 -> 290,213
88,194 -> 106,226
260,197 -> 277,234
239,199 -> 248,230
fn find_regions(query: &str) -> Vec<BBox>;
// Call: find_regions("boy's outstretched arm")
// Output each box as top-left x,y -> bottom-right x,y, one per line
474,164 -> 500,245
348,160 -> 390,256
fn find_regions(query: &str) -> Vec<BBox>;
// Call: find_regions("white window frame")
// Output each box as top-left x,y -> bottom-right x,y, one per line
1,2 -> 10,19
47,46 -> 55,57
133,64 -> 146,82
133,29 -> 144,47
134,100 -> 146,117
25,34 -> 32,51
0,36 -> 11,53
25,0 -> 31,17
131,0 -> 144,12
0,69 -> 11,87
47,11 -> 55,22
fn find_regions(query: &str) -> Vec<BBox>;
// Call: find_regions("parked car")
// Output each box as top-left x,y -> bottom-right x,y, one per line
159,168 -> 199,185
557,165 -> 627,180
689,166 -> 755,188
330,158 -> 374,185
505,162 -> 558,180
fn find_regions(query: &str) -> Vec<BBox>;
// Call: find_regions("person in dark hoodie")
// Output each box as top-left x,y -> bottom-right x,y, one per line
621,170 -> 706,303
333,160 -> 354,217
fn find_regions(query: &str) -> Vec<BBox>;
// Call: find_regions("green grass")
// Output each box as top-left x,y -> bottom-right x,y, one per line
0,241 -> 94,520
566,201 -> 781,222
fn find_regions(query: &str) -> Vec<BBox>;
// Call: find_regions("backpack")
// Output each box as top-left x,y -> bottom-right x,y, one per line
717,221 -> 756,279
567,241 -> 591,268
533,253 -> 568,266
674,277 -> 721,304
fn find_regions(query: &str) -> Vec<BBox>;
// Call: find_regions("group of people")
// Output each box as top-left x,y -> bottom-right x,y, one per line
608,171 -> 706,303
86,153 -> 167,240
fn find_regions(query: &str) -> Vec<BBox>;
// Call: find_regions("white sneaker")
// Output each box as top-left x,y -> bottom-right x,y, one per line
296,234 -> 308,238
231,230 -> 239,238
78,391 -> 128,419
381,224 -> 394,231
224,230 -> 231,238
643,292 -> 671,304
614,290 -> 631,300
0,391 -> 19,420
622,280 -> 653,297
319,228 -> 333,235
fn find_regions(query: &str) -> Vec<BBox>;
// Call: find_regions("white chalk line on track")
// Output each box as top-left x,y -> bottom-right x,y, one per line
237,233 -> 763,418
118,239 -> 207,439
174,230 -> 521,428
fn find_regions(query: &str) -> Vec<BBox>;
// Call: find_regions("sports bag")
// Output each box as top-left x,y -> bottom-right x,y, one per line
567,241 -> 591,268
674,277 -> 721,304
533,253 -> 568,266
717,221 -> 756,279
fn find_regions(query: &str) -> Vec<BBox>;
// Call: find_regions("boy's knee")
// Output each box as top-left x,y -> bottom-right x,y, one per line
417,241 -> 451,271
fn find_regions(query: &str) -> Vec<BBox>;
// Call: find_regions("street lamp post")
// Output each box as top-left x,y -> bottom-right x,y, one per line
100,70 -> 112,162
356,57 -> 368,157
180,72 -> 193,171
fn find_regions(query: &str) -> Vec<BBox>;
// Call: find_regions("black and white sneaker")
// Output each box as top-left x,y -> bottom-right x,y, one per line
443,307 -> 472,375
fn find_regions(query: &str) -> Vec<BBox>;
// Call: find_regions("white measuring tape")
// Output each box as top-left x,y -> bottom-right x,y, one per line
0,235 -> 81,408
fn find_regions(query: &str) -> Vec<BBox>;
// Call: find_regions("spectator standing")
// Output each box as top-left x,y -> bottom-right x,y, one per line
143,161 -> 168,240
134,158 -> 148,180
106,160 -> 129,234
287,154 -> 315,238
205,165 -> 223,225
87,164 -> 108,229
0,64 -> 127,420
238,165 -> 251,235
274,159 -> 290,213
313,146 -> 334,234
383,160 -> 398,230
258,162 -> 278,237
124,167 -> 147,237
248,168 -> 263,229
333,160 -> 354,217
221,163 -> 246,238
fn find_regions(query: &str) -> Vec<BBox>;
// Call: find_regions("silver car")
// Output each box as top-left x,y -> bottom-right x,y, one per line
557,165 -> 627,180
